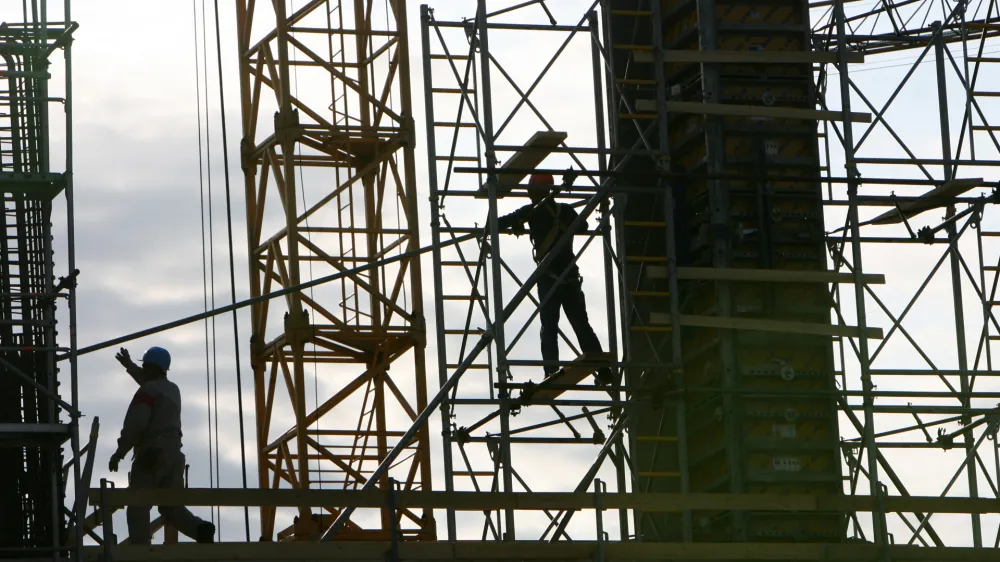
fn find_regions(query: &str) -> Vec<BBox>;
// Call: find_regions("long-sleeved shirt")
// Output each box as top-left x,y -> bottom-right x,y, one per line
115,376 -> 184,459
497,199 -> 587,275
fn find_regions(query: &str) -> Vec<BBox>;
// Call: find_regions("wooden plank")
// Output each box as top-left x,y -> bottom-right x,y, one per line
869,178 -> 985,225
666,313 -> 884,339
88,488 -> 999,514
80,541 -> 1000,562
676,266 -> 886,285
520,352 -> 615,403
477,131 -> 568,197
633,48 -> 864,64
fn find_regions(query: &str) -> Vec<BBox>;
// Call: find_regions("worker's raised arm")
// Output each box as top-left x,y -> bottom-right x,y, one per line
112,387 -> 155,460
497,205 -> 532,233
116,347 -> 147,385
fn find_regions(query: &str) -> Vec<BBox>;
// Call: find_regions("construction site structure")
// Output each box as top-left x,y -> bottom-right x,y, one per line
0,2 -> 86,561
63,0 -> 1000,559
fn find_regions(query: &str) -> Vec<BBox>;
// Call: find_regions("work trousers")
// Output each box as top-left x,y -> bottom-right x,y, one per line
127,448 -> 206,545
537,271 -> 603,375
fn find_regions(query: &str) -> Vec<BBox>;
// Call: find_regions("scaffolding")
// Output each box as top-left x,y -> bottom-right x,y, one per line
0,1 -> 85,561
420,0 -> 1000,550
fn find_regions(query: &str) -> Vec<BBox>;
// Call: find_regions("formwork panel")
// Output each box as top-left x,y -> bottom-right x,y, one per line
609,0 -> 843,543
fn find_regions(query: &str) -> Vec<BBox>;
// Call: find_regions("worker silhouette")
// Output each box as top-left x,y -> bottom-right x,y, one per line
111,346 -> 215,544
496,171 -> 612,384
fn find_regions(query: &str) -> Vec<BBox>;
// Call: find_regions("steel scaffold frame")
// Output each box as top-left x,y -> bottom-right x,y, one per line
418,0 -> 1000,549
234,0 -> 434,541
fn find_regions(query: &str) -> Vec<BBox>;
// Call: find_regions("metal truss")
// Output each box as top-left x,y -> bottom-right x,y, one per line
234,0 -> 433,541
419,0 -> 1000,551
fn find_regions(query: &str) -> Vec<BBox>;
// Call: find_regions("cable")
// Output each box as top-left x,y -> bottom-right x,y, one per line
213,0 -> 252,541
200,0 -> 224,534
191,0 -> 215,526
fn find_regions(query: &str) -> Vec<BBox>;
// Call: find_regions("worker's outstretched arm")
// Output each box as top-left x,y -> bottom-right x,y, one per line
115,348 -> 146,385
497,205 -> 532,233
112,388 -> 154,463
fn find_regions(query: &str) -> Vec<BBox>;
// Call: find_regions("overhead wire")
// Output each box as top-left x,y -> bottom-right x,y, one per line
191,0 -> 216,529
212,0 -> 252,540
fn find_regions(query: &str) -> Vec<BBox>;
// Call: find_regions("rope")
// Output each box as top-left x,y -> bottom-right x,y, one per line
212,0 -> 252,541
191,0 -> 216,527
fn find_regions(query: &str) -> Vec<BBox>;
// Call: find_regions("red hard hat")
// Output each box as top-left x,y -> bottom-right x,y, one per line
529,173 -> 554,185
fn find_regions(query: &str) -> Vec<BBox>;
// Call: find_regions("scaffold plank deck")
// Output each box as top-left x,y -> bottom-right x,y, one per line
477,130 -> 568,196
86,488 -> 1000,514
81,542 -> 1000,562
520,352 -> 616,403
870,177 -> 985,225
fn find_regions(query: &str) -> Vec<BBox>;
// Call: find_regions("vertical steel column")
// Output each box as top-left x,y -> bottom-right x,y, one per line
835,0 -> 886,544
650,0 -> 692,542
934,21 -> 983,547
588,9 -> 628,540
272,0 -> 309,499
421,4 -> 458,541
63,0 -> 84,556
475,0 -> 515,539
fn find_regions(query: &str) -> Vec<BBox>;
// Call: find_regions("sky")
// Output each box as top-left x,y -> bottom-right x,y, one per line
6,0 -> 1000,548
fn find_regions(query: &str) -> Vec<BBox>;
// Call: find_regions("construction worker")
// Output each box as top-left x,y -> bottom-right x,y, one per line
110,346 -> 215,544
496,170 -> 612,384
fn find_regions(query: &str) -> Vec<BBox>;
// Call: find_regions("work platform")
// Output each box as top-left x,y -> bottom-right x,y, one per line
79,541 -> 1000,562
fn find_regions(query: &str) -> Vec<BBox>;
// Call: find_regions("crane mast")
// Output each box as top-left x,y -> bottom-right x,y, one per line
234,0 -> 433,541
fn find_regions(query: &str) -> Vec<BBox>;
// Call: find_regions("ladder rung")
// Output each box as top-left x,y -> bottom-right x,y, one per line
435,156 -> 478,162
430,54 -> 470,61
619,113 -> 658,120
990,335 -> 1000,341
446,364 -> 490,370
610,9 -> 653,16
614,44 -> 653,51
442,261 -> 479,266
970,57 -> 1000,63
453,471 -> 494,477
442,295 -> 482,301
432,88 -> 475,94
973,125 -> 1000,131
434,122 -> 477,128
973,91 -> 1000,97
987,301 -> 1000,306
624,220 -> 666,227
629,291 -> 671,297
444,329 -> 486,335
984,266 -> 1000,271
981,232 -> 1000,237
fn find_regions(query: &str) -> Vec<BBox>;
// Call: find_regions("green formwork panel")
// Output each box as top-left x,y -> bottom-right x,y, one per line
609,0 -> 844,544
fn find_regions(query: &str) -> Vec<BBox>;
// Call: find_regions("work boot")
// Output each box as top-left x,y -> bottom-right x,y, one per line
595,367 -> 613,386
196,522 -> 216,544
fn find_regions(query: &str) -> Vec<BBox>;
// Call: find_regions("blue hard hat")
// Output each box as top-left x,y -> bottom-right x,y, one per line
142,346 -> 171,372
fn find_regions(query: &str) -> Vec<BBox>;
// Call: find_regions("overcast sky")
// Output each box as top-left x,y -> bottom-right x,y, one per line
8,0 -> 1000,547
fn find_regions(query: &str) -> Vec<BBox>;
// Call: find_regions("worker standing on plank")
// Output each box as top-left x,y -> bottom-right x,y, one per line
111,346 -> 216,544
496,170 -> 612,384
